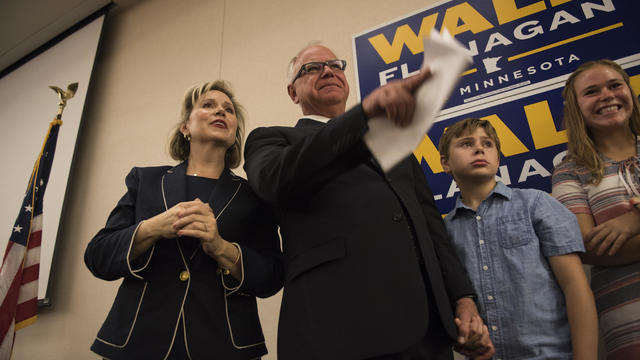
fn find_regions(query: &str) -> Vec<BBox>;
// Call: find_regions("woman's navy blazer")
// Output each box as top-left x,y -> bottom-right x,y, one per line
85,162 -> 283,359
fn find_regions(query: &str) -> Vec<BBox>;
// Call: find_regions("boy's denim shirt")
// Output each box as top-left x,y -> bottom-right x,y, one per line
444,181 -> 584,360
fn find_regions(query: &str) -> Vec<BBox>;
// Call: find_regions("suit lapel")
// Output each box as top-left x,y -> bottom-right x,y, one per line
207,168 -> 241,222
162,162 -> 188,210
162,162 -> 240,220
196,168 -> 241,265
160,162 -> 191,266
162,163 -> 241,265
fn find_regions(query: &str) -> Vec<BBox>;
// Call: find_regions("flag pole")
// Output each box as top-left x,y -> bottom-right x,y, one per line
0,82 -> 78,359
25,83 -> 78,195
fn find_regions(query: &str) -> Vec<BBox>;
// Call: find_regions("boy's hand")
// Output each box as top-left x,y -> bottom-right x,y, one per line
454,298 -> 495,359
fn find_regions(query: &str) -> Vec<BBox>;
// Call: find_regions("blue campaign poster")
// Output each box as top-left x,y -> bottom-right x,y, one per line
353,0 -> 640,213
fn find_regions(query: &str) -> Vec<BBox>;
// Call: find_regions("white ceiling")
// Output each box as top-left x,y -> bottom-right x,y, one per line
0,0 -> 135,74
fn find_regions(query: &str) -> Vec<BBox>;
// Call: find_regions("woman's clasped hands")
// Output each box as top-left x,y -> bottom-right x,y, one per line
140,198 -> 225,257
171,198 -> 225,257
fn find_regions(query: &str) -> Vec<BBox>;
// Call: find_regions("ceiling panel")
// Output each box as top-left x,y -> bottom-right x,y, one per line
0,0 -> 135,73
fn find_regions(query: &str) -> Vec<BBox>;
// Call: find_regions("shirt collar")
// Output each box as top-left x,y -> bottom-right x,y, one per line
449,181 -> 512,218
301,114 -> 330,123
492,181 -> 512,199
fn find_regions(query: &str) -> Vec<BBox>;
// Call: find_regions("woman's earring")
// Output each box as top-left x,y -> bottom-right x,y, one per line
184,133 -> 191,141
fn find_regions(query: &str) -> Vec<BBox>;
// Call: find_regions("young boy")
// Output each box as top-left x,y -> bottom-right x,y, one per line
438,118 -> 597,359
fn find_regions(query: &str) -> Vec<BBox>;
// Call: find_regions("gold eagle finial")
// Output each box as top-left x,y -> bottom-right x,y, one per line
49,82 -> 78,116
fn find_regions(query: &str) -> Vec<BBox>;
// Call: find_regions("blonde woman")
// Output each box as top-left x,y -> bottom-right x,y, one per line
85,80 -> 282,359
552,60 -> 640,359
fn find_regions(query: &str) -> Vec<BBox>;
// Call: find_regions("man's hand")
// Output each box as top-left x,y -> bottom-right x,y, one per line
453,297 -> 495,360
361,67 -> 431,127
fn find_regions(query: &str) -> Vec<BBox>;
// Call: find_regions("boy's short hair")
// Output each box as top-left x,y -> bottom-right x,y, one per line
438,118 -> 501,160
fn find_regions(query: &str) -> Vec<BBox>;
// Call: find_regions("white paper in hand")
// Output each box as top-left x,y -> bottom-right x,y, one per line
363,29 -> 472,172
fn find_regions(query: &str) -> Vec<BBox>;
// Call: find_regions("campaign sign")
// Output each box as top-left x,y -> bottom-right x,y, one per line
353,0 -> 640,213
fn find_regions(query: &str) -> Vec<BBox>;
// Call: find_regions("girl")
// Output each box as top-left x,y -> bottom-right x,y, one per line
552,60 -> 640,359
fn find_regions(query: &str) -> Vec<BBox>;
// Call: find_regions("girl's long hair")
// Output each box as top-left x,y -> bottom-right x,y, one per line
561,59 -> 640,184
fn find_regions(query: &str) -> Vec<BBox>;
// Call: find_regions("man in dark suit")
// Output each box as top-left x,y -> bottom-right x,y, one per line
244,44 -> 494,359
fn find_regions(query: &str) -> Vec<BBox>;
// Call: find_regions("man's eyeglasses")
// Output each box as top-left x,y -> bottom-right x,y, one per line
291,59 -> 347,84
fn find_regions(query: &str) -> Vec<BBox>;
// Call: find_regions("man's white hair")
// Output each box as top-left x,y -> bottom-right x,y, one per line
287,40 -> 324,84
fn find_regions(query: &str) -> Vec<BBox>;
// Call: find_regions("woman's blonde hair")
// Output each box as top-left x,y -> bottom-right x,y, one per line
169,80 -> 246,168
561,59 -> 640,184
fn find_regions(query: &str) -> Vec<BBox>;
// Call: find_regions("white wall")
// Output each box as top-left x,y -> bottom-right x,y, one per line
11,0 -> 467,358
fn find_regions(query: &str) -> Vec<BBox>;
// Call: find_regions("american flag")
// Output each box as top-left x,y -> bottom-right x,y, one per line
0,119 -> 62,358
